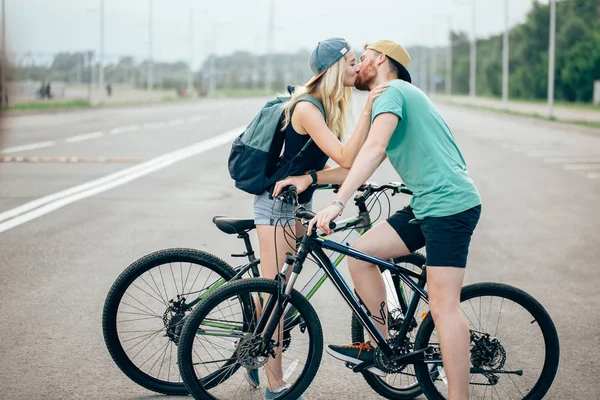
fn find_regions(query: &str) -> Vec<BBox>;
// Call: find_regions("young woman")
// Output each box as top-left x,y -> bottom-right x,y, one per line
251,37 -> 387,399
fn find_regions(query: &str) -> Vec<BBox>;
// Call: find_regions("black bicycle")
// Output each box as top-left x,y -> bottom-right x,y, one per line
177,186 -> 560,400
102,183 -> 427,398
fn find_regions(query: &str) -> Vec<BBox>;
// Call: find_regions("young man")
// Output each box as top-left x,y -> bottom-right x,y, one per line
309,40 -> 481,400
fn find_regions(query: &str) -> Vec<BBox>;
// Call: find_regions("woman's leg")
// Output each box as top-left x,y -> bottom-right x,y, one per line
256,223 -> 296,390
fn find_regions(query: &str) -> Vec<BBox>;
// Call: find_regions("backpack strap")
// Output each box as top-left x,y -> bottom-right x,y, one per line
293,94 -> 326,153
264,94 -> 326,188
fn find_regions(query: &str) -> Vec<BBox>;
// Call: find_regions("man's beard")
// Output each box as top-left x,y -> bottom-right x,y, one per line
354,62 -> 376,91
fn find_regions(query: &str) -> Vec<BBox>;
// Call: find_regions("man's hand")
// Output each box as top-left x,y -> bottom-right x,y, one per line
307,204 -> 343,235
273,174 -> 312,197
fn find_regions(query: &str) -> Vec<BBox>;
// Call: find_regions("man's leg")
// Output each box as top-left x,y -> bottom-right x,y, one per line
427,267 -> 469,400
421,205 -> 480,400
348,221 -> 411,341
326,207 -> 425,374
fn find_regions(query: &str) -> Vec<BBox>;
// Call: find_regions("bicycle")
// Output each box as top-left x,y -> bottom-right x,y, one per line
102,183 -> 427,398
177,186 -> 560,400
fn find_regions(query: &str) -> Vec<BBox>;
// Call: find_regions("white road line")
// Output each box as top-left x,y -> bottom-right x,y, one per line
563,164 -> 600,171
0,141 -> 56,154
65,131 -> 104,143
144,122 -> 166,129
544,157 -> 600,164
526,151 -> 600,157
187,115 -> 209,122
167,119 -> 185,126
110,125 -> 140,135
0,126 -> 244,234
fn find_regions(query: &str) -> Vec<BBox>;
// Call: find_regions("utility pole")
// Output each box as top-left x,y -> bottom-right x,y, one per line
209,23 -> 216,95
147,0 -> 153,91
547,0 -> 556,118
446,15 -> 452,95
187,8 -> 194,96
98,0 -> 105,102
502,0 -> 510,104
469,0 -> 476,102
1,0 -> 6,109
265,0 -> 274,93
419,46 -> 428,93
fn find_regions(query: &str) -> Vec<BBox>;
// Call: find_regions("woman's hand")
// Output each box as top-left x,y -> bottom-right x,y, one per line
365,82 -> 390,111
273,174 -> 313,197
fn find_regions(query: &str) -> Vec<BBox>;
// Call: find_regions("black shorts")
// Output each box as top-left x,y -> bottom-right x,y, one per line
387,205 -> 481,268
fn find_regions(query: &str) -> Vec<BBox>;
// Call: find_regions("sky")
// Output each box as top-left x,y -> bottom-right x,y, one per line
7,0 -> 543,68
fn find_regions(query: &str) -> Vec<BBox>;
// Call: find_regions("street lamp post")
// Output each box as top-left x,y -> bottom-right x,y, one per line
147,0 -> 153,92
454,0 -> 477,102
1,0 -> 6,109
547,0 -> 556,118
187,8 -> 194,96
99,0 -> 105,102
446,15 -> 453,96
265,0 -> 274,93
430,25 -> 437,95
469,0 -> 476,102
502,0 -> 510,104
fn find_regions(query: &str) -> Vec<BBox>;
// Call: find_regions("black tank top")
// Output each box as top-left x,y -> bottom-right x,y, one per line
268,101 -> 329,204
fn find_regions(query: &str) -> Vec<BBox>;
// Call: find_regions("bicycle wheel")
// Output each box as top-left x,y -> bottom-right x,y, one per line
102,248 -> 236,395
178,278 -> 323,400
351,252 -> 428,400
414,283 -> 560,400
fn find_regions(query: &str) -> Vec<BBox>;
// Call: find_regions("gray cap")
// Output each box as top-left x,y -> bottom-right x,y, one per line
309,37 -> 350,77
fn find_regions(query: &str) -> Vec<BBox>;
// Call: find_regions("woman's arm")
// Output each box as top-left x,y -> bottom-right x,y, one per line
272,166 -> 349,197
294,83 -> 388,169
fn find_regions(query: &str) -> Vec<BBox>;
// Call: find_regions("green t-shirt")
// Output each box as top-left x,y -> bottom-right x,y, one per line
371,79 -> 481,219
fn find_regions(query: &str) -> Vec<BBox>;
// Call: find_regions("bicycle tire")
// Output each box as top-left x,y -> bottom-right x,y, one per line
178,278 -> 323,400
414,282 -> 560,400
102,248 -> 236,395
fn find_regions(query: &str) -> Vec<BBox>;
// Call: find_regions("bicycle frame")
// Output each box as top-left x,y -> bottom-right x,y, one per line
185,202 -> 372,312
253,227 -> 428,363
306,237 -> 428,358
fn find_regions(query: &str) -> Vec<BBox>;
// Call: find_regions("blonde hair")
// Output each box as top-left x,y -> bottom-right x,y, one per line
282,55 -> 352,141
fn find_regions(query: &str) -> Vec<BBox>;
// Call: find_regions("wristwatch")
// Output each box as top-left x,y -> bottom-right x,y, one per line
306,169 -> 318,186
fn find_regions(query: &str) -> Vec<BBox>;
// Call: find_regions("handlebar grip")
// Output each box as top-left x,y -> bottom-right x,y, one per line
296,209 -> 316,220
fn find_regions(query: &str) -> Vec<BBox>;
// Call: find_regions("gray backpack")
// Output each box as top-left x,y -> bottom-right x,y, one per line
228,91 -> 325,195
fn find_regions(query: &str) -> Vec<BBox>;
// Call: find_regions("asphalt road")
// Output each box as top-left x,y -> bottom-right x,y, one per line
0,93 -> 599,399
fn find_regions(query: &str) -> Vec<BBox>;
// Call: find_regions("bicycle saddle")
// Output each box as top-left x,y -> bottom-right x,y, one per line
212,216 -> 256,234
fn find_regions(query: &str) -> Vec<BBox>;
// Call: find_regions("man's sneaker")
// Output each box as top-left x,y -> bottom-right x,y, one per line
264,383 -> 305,399
244,367 -> 260,388
326,342 -> 387,377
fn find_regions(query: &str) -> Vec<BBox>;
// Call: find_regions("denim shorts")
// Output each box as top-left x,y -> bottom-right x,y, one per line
253,191 -> 313,227
387,205 -> 481,268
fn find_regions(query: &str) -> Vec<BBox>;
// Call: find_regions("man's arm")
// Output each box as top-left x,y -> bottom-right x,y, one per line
309,113 -> 400,234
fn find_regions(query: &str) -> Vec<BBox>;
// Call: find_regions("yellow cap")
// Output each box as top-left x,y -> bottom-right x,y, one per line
365,40 -> 411,69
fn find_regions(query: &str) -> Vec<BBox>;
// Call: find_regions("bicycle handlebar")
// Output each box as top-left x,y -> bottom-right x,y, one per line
277,181 -> 413,232
295,208 -> 337,230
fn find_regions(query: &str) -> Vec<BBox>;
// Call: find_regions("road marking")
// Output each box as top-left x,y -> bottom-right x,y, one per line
563,163 -> 600,171
167,119 -> 185,126
0,126 -> 244,234
187,115 -> 209,122
110,125 -> 140,135
143,122 -> 166,129
0,156 -> 136,163
0,141 -> 56,154
65,131 -> 104,143
544,157 -> 600,164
